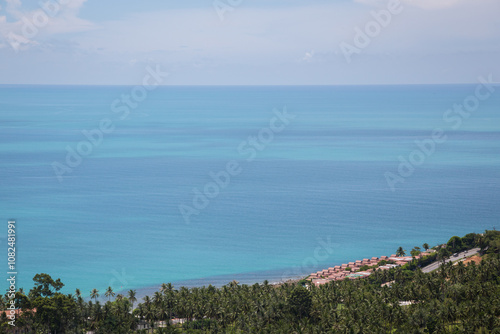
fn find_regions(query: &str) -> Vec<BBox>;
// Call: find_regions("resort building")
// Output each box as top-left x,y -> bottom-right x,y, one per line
308,253 -> 422,286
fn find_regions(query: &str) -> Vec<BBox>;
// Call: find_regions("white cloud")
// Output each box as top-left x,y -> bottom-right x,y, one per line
0,1 -> 499,84
0,0 -> 94,51
302,50 -> 315,62
5,0 -> 23,18
354,0 -> 469,10
75,4 -> 352,63
400,0 -> 468,10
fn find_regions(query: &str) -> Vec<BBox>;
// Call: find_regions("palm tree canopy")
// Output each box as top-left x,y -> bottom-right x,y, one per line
104,286 -> 115,301
128,289 -> 137,301
396,246 -> 406,257
90,288 -> 99,299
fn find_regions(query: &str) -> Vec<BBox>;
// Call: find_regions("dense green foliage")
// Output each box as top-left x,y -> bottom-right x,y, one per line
1,230 -> 499,333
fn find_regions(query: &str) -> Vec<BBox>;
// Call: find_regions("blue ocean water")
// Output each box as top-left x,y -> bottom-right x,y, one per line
1,85 -> 499,297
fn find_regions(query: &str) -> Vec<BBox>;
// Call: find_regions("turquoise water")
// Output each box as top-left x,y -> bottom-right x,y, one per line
1,85 -> 499,297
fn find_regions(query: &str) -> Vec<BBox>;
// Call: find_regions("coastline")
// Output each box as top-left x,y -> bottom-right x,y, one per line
131,251 -> 436,300
127,253 -> 420,300
132,268 -> 305,300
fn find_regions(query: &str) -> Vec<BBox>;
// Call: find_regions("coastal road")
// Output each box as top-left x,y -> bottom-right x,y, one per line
421,248 -> 480,273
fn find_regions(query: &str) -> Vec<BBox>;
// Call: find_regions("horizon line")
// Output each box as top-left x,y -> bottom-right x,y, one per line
0,82 -> 496,87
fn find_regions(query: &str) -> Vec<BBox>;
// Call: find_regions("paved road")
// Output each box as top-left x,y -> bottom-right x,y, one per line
421,248 -> 480,273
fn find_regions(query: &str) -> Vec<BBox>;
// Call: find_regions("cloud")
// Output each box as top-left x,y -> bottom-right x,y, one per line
302,50 -> 315,62
0,1 -> 499,84
5,0 -> 23,19
353,0 -> 468,10
400,0 -> 468,10
0,0 -> 94,51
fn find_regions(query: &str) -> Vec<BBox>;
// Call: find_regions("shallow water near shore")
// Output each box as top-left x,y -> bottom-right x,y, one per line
1,85 -> 499,295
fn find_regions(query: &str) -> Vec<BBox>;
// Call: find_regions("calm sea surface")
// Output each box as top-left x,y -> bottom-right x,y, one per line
1,85 -> 499,296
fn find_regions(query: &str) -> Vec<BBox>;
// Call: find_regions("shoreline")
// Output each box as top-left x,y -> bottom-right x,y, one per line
131,269 -> 306,300
123,253 -> 420,300
130,251 -> 436,300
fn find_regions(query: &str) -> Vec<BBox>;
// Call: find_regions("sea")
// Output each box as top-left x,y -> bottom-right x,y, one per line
1,84 -> 499,298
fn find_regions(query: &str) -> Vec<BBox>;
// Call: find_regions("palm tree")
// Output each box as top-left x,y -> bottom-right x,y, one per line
423,243 -> 430,251
160,283 -> 172,295
396,246 -> 406,257
105,286 -> 115,302
128,289 -> 137,310
142,295 -> 155,331
90,288 -> 99,302
75,288 -> 81,299
437,247 -> 450,263
160,283 -> 175,323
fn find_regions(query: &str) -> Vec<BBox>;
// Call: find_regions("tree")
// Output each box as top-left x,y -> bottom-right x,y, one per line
447,236 -> 463,253
15,234 -> 500,333
105,286 -> 115,302
437,247 -> 451,264
410,247 -> 421,258
480,230 -> 500,255
396,247 -> 406,257
30,273 -> 64,298
287,286 -> 312,318
423,243 -> 430,251
90,289 -> 99,302
461,233 -> 477,249
128,289 -> 137,310
160,283 -> 175,322
32,292 -> 79,333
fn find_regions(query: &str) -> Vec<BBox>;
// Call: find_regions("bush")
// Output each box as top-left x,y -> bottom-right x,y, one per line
297,279 -> 308,286
447,236 -> 463,253
461,233 -> 478,249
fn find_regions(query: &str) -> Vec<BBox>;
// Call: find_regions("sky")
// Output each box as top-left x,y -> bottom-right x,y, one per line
0,0 -> 499,85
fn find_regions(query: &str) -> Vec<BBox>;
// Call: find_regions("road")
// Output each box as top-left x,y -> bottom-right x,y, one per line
421,247 -> 480,273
